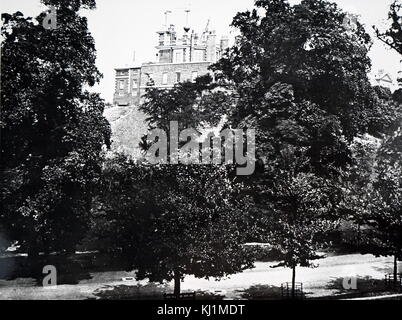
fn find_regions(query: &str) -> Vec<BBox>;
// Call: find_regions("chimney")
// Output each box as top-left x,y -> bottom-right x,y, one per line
220,36 -> 229,52
206,31 -> 217,62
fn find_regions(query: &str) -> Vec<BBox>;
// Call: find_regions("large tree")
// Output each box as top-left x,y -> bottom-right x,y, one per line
213,0 -> 382,139
365,131 -> 402,287
94,158 -> 255,296
0,0 -> 111,256
259,147 -> 339,298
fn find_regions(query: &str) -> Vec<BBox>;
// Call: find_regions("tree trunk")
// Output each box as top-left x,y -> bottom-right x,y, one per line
65,244 -> 76,255
27,243 -> 39,260
394,254 -> 398,288
291,266 -> 296,299
27,244 -> 40,278
174,270 -> 181,298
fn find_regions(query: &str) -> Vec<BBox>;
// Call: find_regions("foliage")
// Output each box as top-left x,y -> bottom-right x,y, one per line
0,0 -> 111,254
256,147 -> 340,269
375,0 -> 402,85
212,0 -> 388,139
368,131 -> 402,261
138,0 -> 402,293
139,74 -> 234,133
341,129 -> 402,279
375,0 -> 402,55
93,156 -> 255,293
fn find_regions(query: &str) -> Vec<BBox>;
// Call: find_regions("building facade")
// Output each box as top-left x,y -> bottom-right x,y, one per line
114,66 -> 142,106
113,24 -> 229,106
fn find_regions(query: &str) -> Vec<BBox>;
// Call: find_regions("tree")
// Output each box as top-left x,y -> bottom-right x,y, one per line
375,0 -> 402,55
341,129 -> 402,288
93,158 -> 255,296
256,146 -> 340,298
0,0 -> 111,256
88,155 -> 156,258
137,164 -> 255,296
139,74 -> 235,138
212,0 -> 391,139
375,0 -> 402,85
367,131 -> 402,287
335,134 -> 379,251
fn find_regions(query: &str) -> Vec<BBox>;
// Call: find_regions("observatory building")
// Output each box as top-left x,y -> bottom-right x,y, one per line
113,15 -> 229,106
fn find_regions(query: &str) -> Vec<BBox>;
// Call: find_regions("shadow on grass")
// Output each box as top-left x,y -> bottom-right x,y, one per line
238,285 -> 281,300
91,283 -> 169,300
0,255 -> 93,285
0,252 -> 133,285
311,276 -> 392,300
237,284 -> 307,300
239,284 -> 318,300
90,284 -> 225,300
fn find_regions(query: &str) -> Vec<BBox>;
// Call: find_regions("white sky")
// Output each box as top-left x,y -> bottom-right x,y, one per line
1,0 -> 401,102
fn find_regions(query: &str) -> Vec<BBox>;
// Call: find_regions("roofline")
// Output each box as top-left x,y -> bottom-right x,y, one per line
141,61 -> 212,67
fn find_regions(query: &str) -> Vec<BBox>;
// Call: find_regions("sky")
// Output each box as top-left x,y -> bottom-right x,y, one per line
1,0 -> 401,102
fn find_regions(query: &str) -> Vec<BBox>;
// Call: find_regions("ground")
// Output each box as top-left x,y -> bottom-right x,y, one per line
0,253 -> 401,300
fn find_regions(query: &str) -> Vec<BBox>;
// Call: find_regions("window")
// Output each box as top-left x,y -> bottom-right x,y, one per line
175,51 -> 183,63
194,50 -> 204,62
159,50 -> 171,63
119,80 -> 125,90
176,72 -> 181,83
162,73 -> 168,85
147,73 -> 153,84
191,71 -> 198,82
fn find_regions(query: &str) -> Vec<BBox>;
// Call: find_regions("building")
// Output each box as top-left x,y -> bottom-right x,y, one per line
114,65 -> 142,106
372,69 -> 398,92
113,23 -> 229,106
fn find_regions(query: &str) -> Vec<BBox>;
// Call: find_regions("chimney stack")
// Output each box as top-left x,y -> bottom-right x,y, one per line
206,31 -> 217,62
220,36 -> 229,52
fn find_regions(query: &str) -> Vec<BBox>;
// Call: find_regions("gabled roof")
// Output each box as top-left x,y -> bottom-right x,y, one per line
376,73 -> 393,84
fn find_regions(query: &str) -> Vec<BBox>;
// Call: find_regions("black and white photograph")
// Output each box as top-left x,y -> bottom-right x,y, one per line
0,0 -> 401,310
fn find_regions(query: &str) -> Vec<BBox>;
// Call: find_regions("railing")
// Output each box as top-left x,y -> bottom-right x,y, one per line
385,273 -> 402,290
281,282 -> 304,299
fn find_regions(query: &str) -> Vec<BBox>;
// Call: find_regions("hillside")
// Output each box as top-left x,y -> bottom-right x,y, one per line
103,106 -> 149,159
